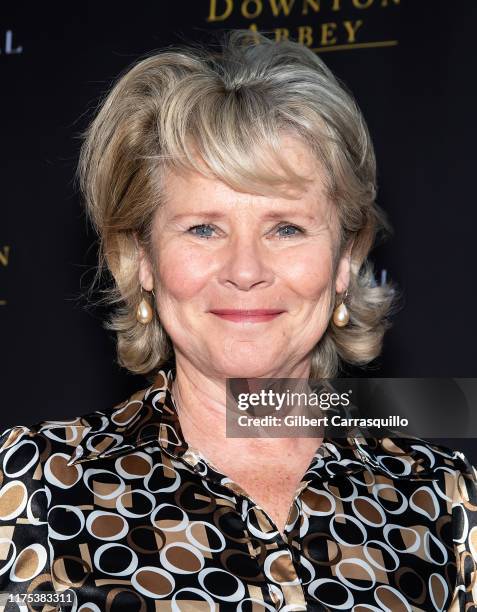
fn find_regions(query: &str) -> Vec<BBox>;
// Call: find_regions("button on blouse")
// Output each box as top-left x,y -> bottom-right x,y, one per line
0,364 -> 476,610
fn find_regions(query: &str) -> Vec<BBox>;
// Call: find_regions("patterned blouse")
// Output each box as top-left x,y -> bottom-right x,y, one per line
0,364 -> 476,611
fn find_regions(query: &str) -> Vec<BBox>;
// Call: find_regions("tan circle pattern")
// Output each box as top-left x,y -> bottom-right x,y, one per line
0,364 -> 476,610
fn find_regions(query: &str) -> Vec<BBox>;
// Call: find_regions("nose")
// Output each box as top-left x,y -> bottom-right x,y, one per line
218,233 -> 274,291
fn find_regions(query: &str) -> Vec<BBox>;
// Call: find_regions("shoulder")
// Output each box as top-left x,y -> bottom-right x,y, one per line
389,437 -> 477,514
0,384 -> 152,469
411,437 -> 477,503
407,437 -> 477,485
354,434 -> 477,486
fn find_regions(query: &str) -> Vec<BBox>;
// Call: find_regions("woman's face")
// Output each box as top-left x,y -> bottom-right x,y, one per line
139,135 -> 351,378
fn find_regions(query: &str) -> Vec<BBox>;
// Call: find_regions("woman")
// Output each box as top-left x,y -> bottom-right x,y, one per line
0,29 -> 475,611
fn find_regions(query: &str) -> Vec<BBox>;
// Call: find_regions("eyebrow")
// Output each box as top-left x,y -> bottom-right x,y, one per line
170,210 -> 320,222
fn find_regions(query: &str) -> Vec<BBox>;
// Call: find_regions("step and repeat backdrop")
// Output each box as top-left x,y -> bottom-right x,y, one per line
1,2 -> 476,458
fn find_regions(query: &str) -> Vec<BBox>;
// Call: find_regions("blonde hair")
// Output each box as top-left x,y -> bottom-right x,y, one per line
78,29 -> 400,380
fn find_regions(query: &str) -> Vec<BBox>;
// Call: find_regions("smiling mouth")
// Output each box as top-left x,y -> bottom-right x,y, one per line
209,309 -> 286,323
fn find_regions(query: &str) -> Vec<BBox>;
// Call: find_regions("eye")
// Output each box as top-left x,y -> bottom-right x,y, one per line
275,224 -> 304,238
187,224 -> 216,239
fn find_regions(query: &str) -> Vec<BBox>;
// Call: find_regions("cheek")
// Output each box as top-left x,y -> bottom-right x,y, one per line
283,247 -> 334,299
156,245 -> 214,301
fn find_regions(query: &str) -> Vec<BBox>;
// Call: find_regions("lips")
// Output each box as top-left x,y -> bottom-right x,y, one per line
210,309 -> 285,315
209,309 -> 285,323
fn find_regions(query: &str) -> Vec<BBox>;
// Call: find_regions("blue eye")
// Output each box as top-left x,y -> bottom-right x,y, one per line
276,224 -> 303,238
188,224 -> 215,238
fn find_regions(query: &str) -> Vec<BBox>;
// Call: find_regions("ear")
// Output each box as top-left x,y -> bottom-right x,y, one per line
134,232 -> 155,292
334,240 -> 354,295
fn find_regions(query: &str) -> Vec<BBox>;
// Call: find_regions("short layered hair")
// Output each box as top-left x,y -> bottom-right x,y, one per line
78,29 -> 399,380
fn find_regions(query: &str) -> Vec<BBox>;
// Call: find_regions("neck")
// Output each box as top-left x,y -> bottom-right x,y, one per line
170,353 -> 322,463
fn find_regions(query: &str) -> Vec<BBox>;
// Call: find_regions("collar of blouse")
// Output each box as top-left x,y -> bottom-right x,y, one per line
48,364 -> 454,486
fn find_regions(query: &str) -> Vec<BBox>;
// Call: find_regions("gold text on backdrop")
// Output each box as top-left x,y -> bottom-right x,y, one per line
207,0 -> 400,52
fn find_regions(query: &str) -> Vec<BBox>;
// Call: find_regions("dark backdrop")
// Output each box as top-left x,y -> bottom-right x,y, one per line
1,1 -> 476,460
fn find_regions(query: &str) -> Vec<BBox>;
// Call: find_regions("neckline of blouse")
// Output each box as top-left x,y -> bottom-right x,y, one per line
59,363 -> 455,483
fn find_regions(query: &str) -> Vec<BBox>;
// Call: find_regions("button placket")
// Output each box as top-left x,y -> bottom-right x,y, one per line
160,425 -> 318,609
244,502 -> 308,609
179,451 -> 309,609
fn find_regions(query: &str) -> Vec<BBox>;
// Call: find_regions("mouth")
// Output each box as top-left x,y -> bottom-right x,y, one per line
209,309 -> 286,323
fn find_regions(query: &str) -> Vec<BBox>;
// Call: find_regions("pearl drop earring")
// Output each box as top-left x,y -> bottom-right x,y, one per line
136,286 -> 155,325
332,289 -> 349,328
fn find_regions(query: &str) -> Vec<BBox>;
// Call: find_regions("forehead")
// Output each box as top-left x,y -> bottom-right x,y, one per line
160,134 -> 332,214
